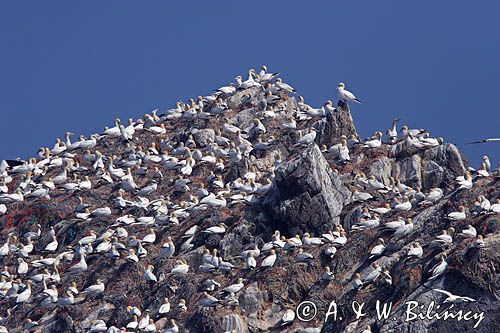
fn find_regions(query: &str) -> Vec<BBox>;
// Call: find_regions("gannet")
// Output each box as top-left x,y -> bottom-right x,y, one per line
363,263 -> 382,285
126,316 -> 139,330
435,228 -> 454,244
490,199 -> 500,213
428,254 -> 448,281
261,249 -> 277,268
295,128 -> 317,146
363,132 -> 382,148
352,272 -> 363,289
245,252 -> 257,270
258,65 -> 279,82
367,176 -> 387,191
199,292 -> 221,307
126,249 -> 139,263
425,187 -> 444,203
17,258 -> 28,275
44,236 -> 59,252
163,319 -> 179,333
102,118 -> 121,137
474,235 -> 485,248
66,252 -> 88,275
394,196 -> 412,211
159,237 -> 175,258
351,188 -> 373,201
337,82 -> 361,104
392,218 -> 414,238
369,238 -> 385,259
16,281 -> 32,303
455,171 -> 472,190
58,290 -> 75,305
83,279 -> 105,295
202,223 -> 227,234
170,260 -> 189,274
274,78 -> 295,93
446,206 -> 466,220
158,297 -> 171,315
223,278 -> 244,294
295,248 -> 313,262
386,118 -> 400,142
370,203 -> 391,215
407,242 -> 423,258
144,265 -> 157,282
302,233 -> 323,246
478,195 -> 491,211
281,309 -> 295,326
90,206 -> 112,217
467,137 -> 500,144
430,288 -> 476,304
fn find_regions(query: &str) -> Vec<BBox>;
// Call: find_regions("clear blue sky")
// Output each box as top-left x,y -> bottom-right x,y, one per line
1,1 -> 499,167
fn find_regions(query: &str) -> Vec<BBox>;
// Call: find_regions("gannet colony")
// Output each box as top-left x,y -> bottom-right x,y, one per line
0,67 -> 499,333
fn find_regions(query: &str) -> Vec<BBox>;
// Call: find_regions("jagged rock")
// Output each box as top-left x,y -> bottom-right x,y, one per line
264,144 -> 351,235
315,109 -> 358,147
191,128 -> 215,147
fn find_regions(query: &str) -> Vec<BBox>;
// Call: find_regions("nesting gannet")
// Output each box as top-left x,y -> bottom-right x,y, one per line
369,238 -> 385,259
295,128 -> 317,146
144,265 -> 157,282
273,78 -> 295,93
386,118 -> 400,142
16,281 -> 32,303
446,206 -> 466,220
170,260 -> 189,274
435,228 -> 455,244
363,263 -> 382,285
363,132 -> 382,148
83,279 -> 105,295
296,248 -> 314,262
202,223 -> 227,234
126,316 -> 139,330
261,249 -> 277,268
337,82 -> 361,104
407,242 -> 423,258
302,233 -> 323,246
490,199 -> 500,213
428,254 -> 448,281
392,218 -> 414,238
163,319 -> 179,333
258,65 -> 279,82
455,172 -> 473,190
44,236 -> 59,252
352,272 -> 363,289
394,196 -> 412,211
199,292 -> 221,307
223,278 -> 244,294
474,235 -> 485,248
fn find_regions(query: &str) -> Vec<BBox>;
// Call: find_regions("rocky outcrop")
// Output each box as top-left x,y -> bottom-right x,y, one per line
0,73 -> 498,333
264,144 -> 351,235
357,144 -> 469,191
315,109 -> 358,147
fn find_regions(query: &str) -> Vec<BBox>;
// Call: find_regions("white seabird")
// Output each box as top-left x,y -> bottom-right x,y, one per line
337,82 -> 361,104
432,289 -> 476,303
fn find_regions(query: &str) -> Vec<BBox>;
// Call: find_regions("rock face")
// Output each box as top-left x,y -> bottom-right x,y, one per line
0,72 -> 499,333
315,108 -> 358,147
356,143 -> 469,192
264,145 -> 351,235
